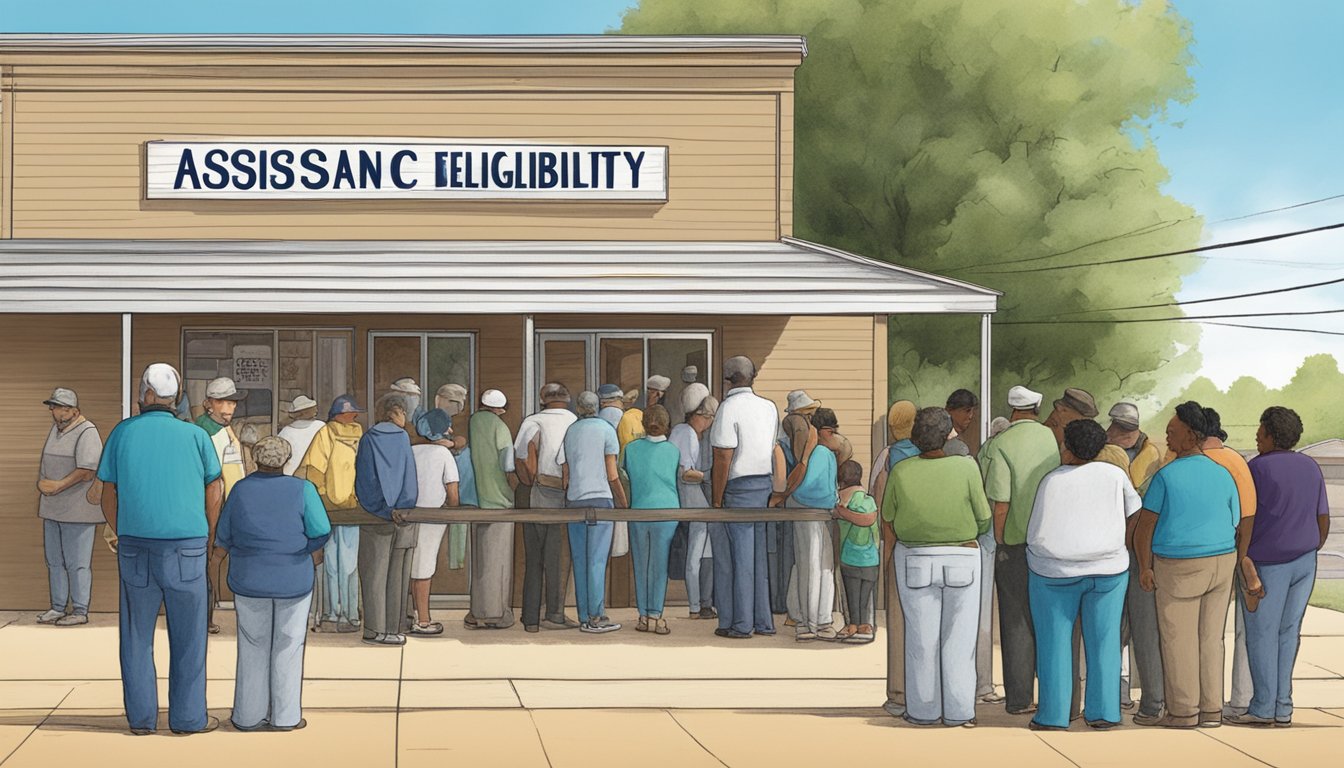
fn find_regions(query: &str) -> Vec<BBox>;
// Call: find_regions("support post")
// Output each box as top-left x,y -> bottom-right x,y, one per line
122,313 -> 132,420
523,314 -> 536,415
980,313 -> 992,441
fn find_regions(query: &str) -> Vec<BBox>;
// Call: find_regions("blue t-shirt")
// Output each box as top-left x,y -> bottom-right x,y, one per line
559,416 -> 619,502
792,445 -> 839,510
216,473 -> 331,599
622,437 -> 681,509
1144,454 -> 1240,559
455,447 -> 479,507
888,439 -> 921,469
97,409 -> 222,540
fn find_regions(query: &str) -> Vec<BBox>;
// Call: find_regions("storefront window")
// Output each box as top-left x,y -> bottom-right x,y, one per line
535,331 -> 712,415
370,332 -> 475,435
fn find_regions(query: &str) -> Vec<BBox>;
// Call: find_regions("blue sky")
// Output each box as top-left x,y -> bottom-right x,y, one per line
1,0 -> 1339,388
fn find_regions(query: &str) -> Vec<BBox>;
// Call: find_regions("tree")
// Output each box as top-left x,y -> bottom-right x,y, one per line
622,0 -> 1203,417
1172,355 -> 1344,449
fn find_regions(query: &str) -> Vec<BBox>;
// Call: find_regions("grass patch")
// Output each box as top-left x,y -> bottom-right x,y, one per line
1311,580 -> 1344,613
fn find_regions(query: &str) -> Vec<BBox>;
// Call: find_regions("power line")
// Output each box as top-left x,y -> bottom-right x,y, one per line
969,221 -> 1344,276
1202,322 -> 1344,338
995,307 -> 1344,326
1061,275 -> 1344,315
945,191 -> 1344,275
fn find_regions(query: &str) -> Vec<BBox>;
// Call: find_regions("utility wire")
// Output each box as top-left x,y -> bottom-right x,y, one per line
969,221 -> 1344,275
1061,275 -> 1344,315
995,307 -> 1344,326
945,192 -> 1344,275
1201,322 -> 1344,338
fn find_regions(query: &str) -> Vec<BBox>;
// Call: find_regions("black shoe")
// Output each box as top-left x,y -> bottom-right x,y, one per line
754,627 -> 777,636
231,719 -> 269,732
1028,719 -> 1067,732
1007,704 -> 1039,716
1087,719 -> 1120,730
171,715 -> 220,735
130,727 -> 155,736
714,628 -> 752,639
268,718 -> 307,732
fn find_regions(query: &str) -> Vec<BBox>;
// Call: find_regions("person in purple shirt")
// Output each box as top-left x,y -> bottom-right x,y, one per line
1225,407 -> 1331,728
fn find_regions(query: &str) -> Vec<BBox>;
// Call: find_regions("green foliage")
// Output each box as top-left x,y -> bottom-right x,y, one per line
1172,355 -> 1344,449
621,0 -> 1204,417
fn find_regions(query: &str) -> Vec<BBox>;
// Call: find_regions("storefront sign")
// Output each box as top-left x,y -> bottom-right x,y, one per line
146,140 -> 668,201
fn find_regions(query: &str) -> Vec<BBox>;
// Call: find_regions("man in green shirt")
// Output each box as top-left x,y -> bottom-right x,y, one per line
466,389 -> 517,630
981,385 -> 1061,715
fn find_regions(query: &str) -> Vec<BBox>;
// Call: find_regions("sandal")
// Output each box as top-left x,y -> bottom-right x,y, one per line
835,625 -> 859,641
654,618 -> 670,635
636,616 -> 650,632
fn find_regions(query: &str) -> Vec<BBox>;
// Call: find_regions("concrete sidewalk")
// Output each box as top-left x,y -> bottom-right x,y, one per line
1,606 -> 1342,767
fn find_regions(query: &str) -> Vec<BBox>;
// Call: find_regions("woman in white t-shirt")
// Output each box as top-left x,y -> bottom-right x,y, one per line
1026,418 -> 1141,732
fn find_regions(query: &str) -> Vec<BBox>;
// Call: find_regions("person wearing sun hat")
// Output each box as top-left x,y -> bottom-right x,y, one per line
278,395 -> 324,477
295,394 -> 365,632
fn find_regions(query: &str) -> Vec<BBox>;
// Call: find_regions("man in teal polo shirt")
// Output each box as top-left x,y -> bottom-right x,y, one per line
98,363 -> 224,736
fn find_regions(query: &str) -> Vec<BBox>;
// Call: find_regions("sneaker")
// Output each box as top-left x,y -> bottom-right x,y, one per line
208,623 -> 221,635
882,700 -> 906,719
335,619 -> 358,634
36,609 -> 64,624
172,715 -> 220,735
130,726 -> 155,736
1006,704 -> 1039,716
385,633 -> 407,645
1274,719 -> 1292,728
1223,712 -> 1274,727
1155,714 -> 1199,729
978,692 -> 1006,704
580,619 -> 621,634
698,607 -> 718,620
1199,711 -> 1222,728
407,622 -> 443,636
540,617 -> 579,630
269,718 -> 307,732
524,624 -> 540,633
55,613 -> 89,626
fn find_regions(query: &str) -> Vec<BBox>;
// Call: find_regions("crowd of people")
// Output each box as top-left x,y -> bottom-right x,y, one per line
32,356 -> 1332,735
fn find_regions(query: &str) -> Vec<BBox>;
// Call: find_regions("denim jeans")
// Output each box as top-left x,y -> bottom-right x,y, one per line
630,521 -> 678,617
43,519 -> 96,615
895,543 -> 981,725
118,535 -> 209,733
233,592 -> 312,729
685,521 -> 714,613
567,497 -> 614,622
710,475 -> 774,635
322,525 -> 360,622
1029,570 -> 1128,728
1245,550 -> 1317,721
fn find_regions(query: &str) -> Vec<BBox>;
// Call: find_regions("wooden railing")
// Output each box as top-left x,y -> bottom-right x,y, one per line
325,506 -> 832,526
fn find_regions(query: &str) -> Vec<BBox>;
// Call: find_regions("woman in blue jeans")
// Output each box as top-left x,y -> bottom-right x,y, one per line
1227,407 -> 1331,727
624,406 -> 683,635
1026,419 -> 1142,730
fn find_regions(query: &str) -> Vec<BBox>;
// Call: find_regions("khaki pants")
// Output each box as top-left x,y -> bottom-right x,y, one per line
1154,552 -> 1236,718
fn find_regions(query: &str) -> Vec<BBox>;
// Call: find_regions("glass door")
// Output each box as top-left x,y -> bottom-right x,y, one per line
369,331 -> 476,600
535,331 -> 712,410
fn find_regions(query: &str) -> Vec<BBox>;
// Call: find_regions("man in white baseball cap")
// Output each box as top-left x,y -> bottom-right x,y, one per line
194,377 -> 248,633
98,362 -> 224,734
278,395 -> 324,477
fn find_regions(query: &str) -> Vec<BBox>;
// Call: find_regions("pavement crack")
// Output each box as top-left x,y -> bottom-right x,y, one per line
667,711 -> 729,767
1031,732 -> 1082,768
394,645 -> 405,768
1,686 -> 74,767
527,710 -> 554,768
1197,729 -> 1274,766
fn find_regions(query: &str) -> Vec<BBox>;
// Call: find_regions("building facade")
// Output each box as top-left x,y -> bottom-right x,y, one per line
0,35 -> 997,611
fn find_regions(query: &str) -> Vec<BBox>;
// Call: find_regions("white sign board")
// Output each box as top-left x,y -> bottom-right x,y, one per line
146,140 -> 668,201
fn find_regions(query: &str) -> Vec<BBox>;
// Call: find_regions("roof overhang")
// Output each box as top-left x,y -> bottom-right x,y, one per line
0,238 -> 998,315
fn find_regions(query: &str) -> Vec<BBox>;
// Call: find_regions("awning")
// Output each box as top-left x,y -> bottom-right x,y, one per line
0,237 -> 998,315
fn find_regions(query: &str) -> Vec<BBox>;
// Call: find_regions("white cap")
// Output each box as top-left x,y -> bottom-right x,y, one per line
287,394 -> 318,413
681,383 -> 711,414
391,377 -> 422,396
480,389 -> 507,409
1007,385 -> 1043,409
140,363 -> 181,399
646,375 -> 671,392
681,365 -> 698,383
205,377 -> 247,401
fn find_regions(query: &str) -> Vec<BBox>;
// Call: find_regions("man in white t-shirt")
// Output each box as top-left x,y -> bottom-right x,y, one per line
1025,418 -> 1141,731
514,383 -> 580,632
278,395 -> 325,476
708,355 -> 779,639
407,434 -> 460,636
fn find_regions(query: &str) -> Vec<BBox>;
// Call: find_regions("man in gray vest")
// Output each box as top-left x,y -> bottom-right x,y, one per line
36,387 -> 104,627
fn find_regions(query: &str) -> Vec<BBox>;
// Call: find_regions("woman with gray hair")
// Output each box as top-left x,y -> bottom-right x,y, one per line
212,436 -> 331,731
881,407 -> 992,727
670,384 -> 718,618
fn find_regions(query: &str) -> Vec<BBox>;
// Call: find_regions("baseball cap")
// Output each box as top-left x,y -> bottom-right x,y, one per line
1108,402 -> 1141,431
43,387 -> 78,408
646,375 -> 671,392
681,365 -> 698,384
1007,385 -> 1043,409
140,363 -> 181,399
597,383 -> 624,401
328,394 -> 364,419
205,377 -> 247,401
391,377 -> 422,396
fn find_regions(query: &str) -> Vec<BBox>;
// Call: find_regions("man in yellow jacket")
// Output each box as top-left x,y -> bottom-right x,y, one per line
1107,402 -> 1163,493
295,395 -> 365,632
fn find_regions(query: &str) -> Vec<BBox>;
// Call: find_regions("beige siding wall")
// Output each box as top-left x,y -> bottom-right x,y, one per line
0,315 -> 121,611
8,88 -> 784,240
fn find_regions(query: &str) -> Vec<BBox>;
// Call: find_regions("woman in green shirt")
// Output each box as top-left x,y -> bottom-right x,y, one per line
883,407 -> 992,728
623,405 -> 682,635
